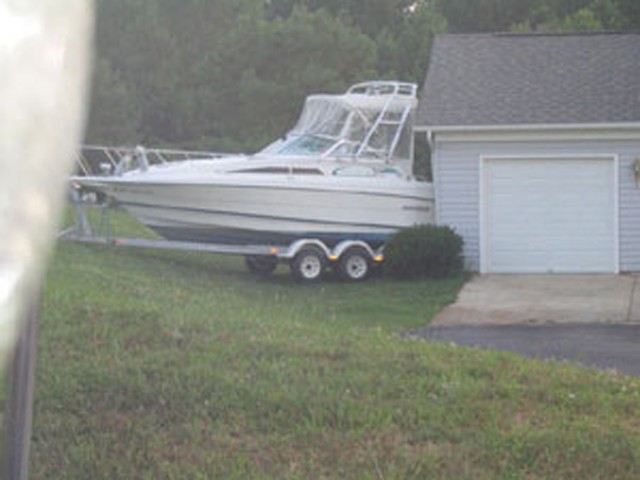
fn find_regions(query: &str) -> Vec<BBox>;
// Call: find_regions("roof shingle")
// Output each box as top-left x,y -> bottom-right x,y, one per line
417,32 -> 640,127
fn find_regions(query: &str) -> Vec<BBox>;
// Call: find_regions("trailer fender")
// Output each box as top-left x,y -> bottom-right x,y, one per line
330,240 -> 371,262
279,239 -> 332,261
332,240 -> 384,264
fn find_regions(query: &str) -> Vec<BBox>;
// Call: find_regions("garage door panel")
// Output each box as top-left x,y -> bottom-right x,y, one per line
484,158 -> 616,273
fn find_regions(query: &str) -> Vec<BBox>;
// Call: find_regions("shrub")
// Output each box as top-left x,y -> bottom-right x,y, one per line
384,224 -> 464,279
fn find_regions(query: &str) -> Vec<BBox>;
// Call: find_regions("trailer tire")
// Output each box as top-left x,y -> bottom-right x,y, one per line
245,255 -> 278,276
337,247 -> 371,281
290,246 -> 326,282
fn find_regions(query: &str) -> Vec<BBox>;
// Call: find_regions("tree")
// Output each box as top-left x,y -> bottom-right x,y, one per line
92,0 -> 181,144
377,3 -> 447,82
266,0 -> 417,36
434,0 -> 639,33
207,6 -> 378,151
617,0 -> 640,28
84,58 -> 141,145
512,0 -> 625,30
267,0 -> 447,82
432,0 -> 537,32
88,1 -> 381,150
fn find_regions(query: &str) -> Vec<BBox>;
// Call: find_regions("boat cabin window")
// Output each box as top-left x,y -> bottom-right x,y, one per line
332,166 -> 376,177
230,166 -> 324,175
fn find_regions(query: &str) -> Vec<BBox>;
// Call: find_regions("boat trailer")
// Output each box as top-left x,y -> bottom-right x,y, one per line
63,156 -> 384,282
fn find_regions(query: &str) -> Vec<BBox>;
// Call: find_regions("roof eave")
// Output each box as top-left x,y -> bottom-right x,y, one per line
414,122 -> 640,133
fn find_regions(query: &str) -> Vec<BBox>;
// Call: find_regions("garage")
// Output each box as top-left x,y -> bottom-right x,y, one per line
417,32 -> 640,273
481,156 -> 617,273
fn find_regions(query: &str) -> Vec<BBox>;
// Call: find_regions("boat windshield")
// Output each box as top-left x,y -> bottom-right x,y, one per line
292,97 -> 368,142
258,94 -> 414,161
277,134 -> 336,156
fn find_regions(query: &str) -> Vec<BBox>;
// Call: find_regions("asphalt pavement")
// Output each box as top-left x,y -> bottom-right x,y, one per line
406,323 -> 640,376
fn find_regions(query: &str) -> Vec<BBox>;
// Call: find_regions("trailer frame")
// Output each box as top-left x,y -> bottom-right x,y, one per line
61,187 -> 384,282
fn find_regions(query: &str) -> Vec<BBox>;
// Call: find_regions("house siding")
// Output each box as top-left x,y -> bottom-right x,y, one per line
433,136 -> 640,272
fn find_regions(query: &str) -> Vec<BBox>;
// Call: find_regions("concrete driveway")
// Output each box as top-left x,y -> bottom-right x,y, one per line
433,274 -> 640,326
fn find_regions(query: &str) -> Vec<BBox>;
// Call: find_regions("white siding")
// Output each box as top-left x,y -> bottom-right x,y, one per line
433,141 -> 481,270
434,136 -> 640,272
619,144 -> 640,271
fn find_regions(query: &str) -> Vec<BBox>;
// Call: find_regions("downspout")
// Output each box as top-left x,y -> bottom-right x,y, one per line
426,129 -> 439,225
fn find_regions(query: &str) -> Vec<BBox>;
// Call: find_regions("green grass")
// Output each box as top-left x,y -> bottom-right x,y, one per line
28,214 -> 640,478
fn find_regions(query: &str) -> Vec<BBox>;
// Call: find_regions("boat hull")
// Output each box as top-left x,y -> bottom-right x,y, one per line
82,177 -> 434,247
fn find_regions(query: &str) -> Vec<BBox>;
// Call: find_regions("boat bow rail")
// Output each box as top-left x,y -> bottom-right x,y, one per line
74,145 -> 231,177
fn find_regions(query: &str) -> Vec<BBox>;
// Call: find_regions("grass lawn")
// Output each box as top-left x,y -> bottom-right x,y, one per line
29,213 -> 640,478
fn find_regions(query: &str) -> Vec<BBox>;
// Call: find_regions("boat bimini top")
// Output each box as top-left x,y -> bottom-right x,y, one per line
258,81 -> 418,163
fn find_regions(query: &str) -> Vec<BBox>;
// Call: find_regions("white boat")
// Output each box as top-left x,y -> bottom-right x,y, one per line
73,81 -> 434,249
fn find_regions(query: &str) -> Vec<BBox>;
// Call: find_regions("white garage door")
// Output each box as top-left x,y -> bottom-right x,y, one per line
483,157 -> 617,273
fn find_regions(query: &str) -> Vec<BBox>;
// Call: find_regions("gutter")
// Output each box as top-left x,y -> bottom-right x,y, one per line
414,122 -> 640,134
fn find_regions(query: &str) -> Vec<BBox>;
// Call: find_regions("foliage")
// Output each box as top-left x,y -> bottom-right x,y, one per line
85,58 -> 142,145
209,7 -> 378,151
266,0 -> 418,37
432,0 -> 639,32
432,0 -> 537,33
384,224 -> 464,279
29,222 -> 640,478
512,0 -> 630,30
87,0 -> 379,151
376,3 -> 448,81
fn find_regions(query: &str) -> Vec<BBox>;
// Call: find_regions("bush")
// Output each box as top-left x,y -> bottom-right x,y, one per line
384,224 -> 464,279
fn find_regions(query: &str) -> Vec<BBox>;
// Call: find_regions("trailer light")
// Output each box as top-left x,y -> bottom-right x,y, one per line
329,255 -> 338,261
269,247 -> 279,255
373,255 -> 384,263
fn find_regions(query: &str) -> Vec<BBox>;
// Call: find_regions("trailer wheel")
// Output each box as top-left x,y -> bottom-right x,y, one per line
245,255 -> 278,276
337,247 -> 371,281
290,246 -> 326,282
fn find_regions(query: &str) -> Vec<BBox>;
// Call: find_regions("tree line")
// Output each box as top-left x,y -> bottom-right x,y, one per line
85,0 -> 639,152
